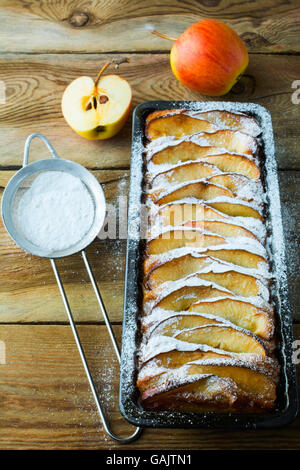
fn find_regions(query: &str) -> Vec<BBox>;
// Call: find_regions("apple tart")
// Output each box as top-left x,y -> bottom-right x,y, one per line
137,109 -> 279,413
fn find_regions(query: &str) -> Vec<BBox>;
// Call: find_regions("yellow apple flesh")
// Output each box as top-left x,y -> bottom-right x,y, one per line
62,74 -> 132,140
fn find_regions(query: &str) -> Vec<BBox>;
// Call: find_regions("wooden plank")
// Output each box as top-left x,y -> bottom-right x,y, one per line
0,170 -> 129,323
0,169 -> 299,324
0,0 -> 299,53
0,323 -> 299,450
0,53 -> 299,170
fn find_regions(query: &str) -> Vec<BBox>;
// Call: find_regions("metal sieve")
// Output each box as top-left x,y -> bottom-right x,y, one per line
1,133 -> 142,443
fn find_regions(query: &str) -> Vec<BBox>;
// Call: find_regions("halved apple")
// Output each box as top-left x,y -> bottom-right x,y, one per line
62,62 -> 132,140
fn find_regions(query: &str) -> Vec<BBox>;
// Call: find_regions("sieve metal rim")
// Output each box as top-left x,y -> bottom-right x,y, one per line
1,157 -> 106,258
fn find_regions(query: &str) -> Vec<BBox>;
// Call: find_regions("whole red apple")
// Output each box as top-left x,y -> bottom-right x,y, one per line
165,19 -> 248,96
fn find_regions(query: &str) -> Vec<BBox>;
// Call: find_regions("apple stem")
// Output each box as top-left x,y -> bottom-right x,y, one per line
94,61 -> 112,89
151,30 -> 177,42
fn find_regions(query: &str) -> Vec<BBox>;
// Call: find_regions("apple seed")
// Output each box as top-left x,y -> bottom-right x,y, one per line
99,95 -> 109,104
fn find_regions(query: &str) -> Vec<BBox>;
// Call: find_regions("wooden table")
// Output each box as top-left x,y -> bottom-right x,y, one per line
0,0 -> 299,450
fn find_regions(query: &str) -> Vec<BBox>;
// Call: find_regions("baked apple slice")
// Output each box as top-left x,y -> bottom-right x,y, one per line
199,154 -> 260,180
155,180 -> 234,205
149,312 -> 222,338
189,297 -> 274,339
157,202 -> 227,226
145,251 -> 267,289
138,360 -> 276,408
174,324 -> 266,355
205,173 -> 260,200
151,284 -> 233,312
146,229 -> 225,255
194,130 -> 258,156
145,111 -> 261,140
149,140 -> 226,165
208,201 -> 263,220
150,161 -> 220,189
144,249 -> 268,279
139,373 -> 239,411
143,347 -> 230,369
194,110 -> 261,137
146,113 -> 220,140
183,220 -> 258,241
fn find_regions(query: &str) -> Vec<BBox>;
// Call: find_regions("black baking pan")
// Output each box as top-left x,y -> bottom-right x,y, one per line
119,100 -> 298,429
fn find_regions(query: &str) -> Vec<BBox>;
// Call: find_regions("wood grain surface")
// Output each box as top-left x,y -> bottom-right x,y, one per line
0,0 -> 299,53
0,324 -> 299,450
0,53 -> 299,169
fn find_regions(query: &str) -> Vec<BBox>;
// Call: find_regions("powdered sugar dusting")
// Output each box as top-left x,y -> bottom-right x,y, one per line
120,102 -> 296,427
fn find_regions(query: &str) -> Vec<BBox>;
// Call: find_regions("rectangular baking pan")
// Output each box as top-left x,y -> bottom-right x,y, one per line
119,100 -> 298,429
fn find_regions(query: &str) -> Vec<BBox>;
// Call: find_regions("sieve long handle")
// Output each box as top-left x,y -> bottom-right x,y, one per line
50,254 -> 142,443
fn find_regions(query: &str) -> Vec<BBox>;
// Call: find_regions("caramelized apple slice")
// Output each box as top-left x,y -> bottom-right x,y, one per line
155,181 -> 234,205
146,229 -> 225,255
199,154 -> 260,180
146,255 -> 214,289
194,271 -> 264,297
183,220 -> 258,241
146,109 -> 261,137
146,114 -> 219,140
150,140 -> 226,165
139,372 -> 239,411
189,298 -> 274,339
157,202 -> 227,226
143,347 -> 230,369
150,313 -> 222,338
208,201 -> 263,220
139,361 -> 276,407
151,161 -> 220,189
195,130 -> 258,156
206,173 -> 256,199
146,251 -> 266,289
194,110 -> 261,137
154,285 -> 233,311
175,325 -> 266,355
144,249 -> 268,278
